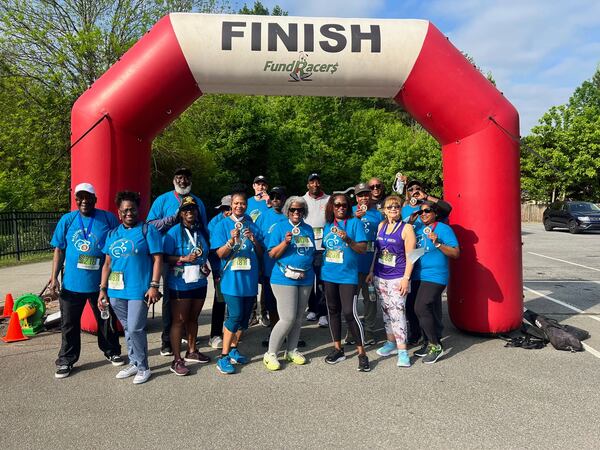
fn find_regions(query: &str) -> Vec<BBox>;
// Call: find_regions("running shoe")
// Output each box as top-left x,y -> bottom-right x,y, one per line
357,354 -> 371,372
422,344 -> 444,364
160,344 -> 173,356
170,359 -> 190,376
55,365 -> 72,379
324,348 -> 346,365
228,347 -> 249,364
318,316 -> 329,328
116,364 -> 138,379
217,355 -> 235,374
133,368 -> 152,384
397,350 -> 411,368
306,312 -> 317,321
184,350 -> 210,364
414,342 -> 430,358
258,314 -> 270,327
344,336 -> 356,346
208,336 -> 223,349
263,352 -> 281,371
285,349 -> 306,365
105,354 -> 125,366
363,338 -> 377,346
376,341 -> 398,357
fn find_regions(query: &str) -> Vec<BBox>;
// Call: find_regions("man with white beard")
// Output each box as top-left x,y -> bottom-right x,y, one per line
147,168 -> 208,356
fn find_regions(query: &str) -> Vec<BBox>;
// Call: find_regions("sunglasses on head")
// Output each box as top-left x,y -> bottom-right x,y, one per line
369,184 -> 382,190
418,208 -> 434,215
289,207 -> 304,213
333,203 -> 348,208
407,186 -> 422,193
386,204 -> 400,210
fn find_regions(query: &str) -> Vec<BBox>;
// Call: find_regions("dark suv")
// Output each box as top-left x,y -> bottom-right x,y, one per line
543,201 -> 600,234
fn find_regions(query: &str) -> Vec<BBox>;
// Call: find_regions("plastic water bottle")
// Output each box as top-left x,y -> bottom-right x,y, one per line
100,299 -> 110,320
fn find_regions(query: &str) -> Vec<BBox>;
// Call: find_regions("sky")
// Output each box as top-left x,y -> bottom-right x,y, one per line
240,0 -> 600,135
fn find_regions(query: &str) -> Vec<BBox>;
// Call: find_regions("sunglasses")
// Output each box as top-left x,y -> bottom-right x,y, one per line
407,186 -> 422,193
119,208 -> 137,215
356,192 -> 370,197
289,207 -> 305,213
418,208 -> 434,215
386,204 -> 400,210
333,203 -> 348,208
369,184 -> 382,190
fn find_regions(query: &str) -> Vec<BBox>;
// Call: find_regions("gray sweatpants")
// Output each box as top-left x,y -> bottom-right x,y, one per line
268,283 -> 312,354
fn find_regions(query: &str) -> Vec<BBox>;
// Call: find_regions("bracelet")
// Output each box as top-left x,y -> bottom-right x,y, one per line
435,242 -> 442,248
401,276 -> 410,281
150,281 -> 160,288
99,285 -> 107,290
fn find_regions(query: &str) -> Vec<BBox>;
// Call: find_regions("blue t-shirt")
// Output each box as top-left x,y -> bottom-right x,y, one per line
208,213 -> 227,236
102,223 -> 163,300
268,221 -> 315,286
50,209 -> 119,293
353,206 -> 384,274
256,208 -> 287,277
163,224 -> 209,291
147,191 -> 208,230
321,218 -> 368,285
247,196 -> 270,222
210,215 -> 262,297
402,204 -> 420,221
413,222 -> 458,285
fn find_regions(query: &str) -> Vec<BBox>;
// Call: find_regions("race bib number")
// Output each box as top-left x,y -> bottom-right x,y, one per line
294,236 -> 314,248
77,254 -> 100,271
231,257 -> 251,271
108,271 -> 125,290
325,249 -> 344,264
313,227 -> 323,240
378,252 -> 397,267
183,264 -> 202,283
367,241 -> 375,252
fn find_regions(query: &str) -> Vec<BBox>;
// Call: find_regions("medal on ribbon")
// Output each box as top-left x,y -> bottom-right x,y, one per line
234,221 -> 243,230
423,226 -> 432,235
359,204 -> 367,212
410,197 -> 417,206
330,226 -> 338,235
292,226 -> 300,236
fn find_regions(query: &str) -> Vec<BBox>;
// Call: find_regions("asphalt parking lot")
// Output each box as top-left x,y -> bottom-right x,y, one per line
0,223 -> 599,449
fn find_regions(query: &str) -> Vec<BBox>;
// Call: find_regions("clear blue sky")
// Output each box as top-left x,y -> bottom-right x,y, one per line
242,0 -> 600,135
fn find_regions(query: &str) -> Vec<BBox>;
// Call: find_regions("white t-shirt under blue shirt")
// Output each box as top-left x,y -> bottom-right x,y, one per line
50,209 -> 119,293
321,218 -> 368,285
102,223 -> 163,300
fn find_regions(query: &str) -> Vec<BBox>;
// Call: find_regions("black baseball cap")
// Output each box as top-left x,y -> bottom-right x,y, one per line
253,175 -> 267,184
174,167 -> 192,177
269,186 -> 286,197
179,195 -> 198,211
407,179 -> 424,190
307,173 -> 320,182
354,182 -> 371,195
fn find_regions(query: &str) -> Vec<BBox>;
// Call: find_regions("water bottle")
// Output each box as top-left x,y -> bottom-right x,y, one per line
100,298 -> 110,320
393,172 -> 405,194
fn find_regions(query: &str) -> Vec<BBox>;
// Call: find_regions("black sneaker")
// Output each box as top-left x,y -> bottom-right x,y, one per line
414,342 -> 430,358
344,337 -> 356,346
105,354 -> 125,366
422,344 -> 444,364
325,348 -> 346,365
297,339 -> 306,348
357,354 -> 371,372
363,338 -> 377,346
160,344 -> 173,356
55,365 -> 72,379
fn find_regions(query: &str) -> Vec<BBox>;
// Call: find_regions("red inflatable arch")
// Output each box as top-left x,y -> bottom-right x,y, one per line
72,14 -> 522,334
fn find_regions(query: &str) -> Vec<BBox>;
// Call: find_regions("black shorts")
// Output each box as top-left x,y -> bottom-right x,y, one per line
168,286 -> 207,300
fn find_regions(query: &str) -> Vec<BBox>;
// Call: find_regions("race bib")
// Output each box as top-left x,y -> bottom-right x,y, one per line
231,257 -> 252,271
183,264 -> 202,283
108,271 -> 125,290
325,249 -> 344,264
313,227 -> 323,240
294,236 -> 314,248
367,241 -> 375,252
378,251 -> 397,267
77,254 -> 100,271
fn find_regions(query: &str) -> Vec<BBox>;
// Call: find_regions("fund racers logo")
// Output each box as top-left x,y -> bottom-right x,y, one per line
263,52 -> 339,82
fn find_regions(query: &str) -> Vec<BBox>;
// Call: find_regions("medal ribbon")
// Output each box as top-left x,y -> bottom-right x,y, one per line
77,213 -> 95,241
184,227 -> 198,249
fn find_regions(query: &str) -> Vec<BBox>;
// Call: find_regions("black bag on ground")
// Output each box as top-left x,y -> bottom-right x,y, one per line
523,309 -> 590,352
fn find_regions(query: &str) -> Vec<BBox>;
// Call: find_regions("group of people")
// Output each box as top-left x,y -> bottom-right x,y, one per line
50,168 -> 459,383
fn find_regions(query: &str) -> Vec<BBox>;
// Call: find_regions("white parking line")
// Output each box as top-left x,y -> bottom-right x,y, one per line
524,280 -> 600,284
527,252 -> 600,272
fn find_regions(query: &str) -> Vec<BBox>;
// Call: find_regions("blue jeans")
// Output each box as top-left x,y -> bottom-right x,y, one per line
110,298 -> 149,370
222,295 -> 255,333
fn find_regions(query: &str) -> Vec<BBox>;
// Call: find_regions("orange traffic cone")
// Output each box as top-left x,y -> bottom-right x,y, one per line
2,311 -> 29,343
2,293 -> 14,318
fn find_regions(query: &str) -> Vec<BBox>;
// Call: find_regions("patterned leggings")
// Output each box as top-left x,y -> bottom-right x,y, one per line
373,276 -> 407,344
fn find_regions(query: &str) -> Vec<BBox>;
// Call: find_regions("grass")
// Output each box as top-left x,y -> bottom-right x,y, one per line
0,252 -> 53,268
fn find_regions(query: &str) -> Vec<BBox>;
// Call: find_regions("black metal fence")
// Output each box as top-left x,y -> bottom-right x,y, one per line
0,212 -> 66,260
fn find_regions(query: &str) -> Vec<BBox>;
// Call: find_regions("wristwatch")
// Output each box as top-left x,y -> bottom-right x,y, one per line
435,242 -> 442,248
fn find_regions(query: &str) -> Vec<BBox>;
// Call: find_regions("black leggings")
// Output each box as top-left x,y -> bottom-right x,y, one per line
412,280 -> 446,345
324,282 -> 364,346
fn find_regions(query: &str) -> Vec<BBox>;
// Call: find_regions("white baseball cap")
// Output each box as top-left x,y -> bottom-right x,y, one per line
74,183 -> 96,195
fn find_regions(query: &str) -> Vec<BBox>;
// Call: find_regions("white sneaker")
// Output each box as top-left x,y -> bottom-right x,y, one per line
258,314 -> 270,327
208,336 -> 223,349
116,364 -> 138,379
318,316 -> 329,327
133,368 -> 152,384
306,312 -> 317,321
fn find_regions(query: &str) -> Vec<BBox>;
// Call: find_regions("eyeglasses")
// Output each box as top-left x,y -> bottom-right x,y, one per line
289,207 -> 305,213
407,186 -> 421,193
181,208 -> 196,214
418,208 -> 434,215
333,203 -> 348,208
369,184 -> 382,190
356,192 -> 370,197
119,208 -> 137,215
386,204 -> 400,210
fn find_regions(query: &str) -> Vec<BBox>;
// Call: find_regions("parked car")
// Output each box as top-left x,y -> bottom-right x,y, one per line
543,201 -> 600,234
